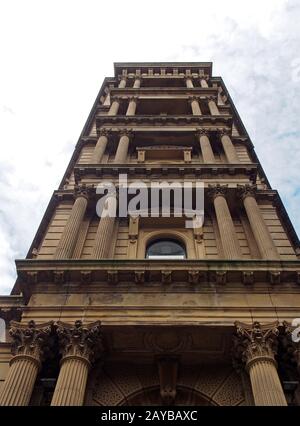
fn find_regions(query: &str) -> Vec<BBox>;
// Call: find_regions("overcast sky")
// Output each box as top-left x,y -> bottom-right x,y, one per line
0,0 -> 300,294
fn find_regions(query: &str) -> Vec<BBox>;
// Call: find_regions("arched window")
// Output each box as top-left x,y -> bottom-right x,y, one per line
146,239 -> 186,259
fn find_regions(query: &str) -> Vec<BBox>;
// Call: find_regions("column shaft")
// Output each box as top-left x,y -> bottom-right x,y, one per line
243,195 -> 280,259
199,134 -> 215,163
126,99 -> 137,116
248,358 -> 287,406
51,357 -> 89,406
108,99 -> 120,115
208,99 -> 220,115
54,196 -> 88,259
213,195 -> 241,259
118,78 -> 126,88
114,134 -> 130,163
0,356 -> 39,406
133,78 -> 141,88
221,134 -> 239,163
190,99 -> 202,115
92,215 -> 116,259
91,134 -> 108,163
200,78 -> 209,88
186,78 -> 194,88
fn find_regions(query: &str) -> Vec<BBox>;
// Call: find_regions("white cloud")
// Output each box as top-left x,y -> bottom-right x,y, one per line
0,0 -> 299,293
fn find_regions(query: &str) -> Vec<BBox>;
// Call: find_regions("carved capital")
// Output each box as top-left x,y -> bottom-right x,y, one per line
98,128 -> 110,138
207,95 -> 217,102
119,128 -> 133,139
188,95 -> 199,104
111,95 -> 120,103
56,320 -> 103,367
237,184 -> 257,201
201,75 -> 210,81
9,320 -> 53,364
196,128 -> 209,138
128,96 -> 138,102
218,128 -> 231,137
74,184 -> 94,201
208,184 -> 228,200
233,321 -> 279,371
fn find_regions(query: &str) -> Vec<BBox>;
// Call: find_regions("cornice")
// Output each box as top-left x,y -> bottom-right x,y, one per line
96,114 -> 233,128
110,87 -> 218,97
15,258 -> 300,302
74,163 -> 258,182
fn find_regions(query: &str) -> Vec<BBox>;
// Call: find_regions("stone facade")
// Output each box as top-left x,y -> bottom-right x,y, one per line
1,62 -> 300,406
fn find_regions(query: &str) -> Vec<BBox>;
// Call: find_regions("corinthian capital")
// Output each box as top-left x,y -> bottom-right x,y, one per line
9,320 -> 53,362
218,127 -> 231,137
74,184 -> 94,200
233,321 -> 279,370
196,128 -> 209,137
188,96 -> 199,103
56,320 -> 103,366
237,184 -> 257,201
208,184 -> 228,200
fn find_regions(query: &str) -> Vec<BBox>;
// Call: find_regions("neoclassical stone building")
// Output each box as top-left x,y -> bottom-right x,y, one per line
1,62 -> 300,406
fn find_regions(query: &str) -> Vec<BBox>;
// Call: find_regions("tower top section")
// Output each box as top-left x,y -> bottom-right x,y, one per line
113,62 -> 213,78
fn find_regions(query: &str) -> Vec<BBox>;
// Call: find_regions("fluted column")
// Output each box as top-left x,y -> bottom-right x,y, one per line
207,96 -> 220,115
51,320 -> 102,406
54,186 -> 91,259
200,76 -> 209,88
197,129 -> 215,163
0,320 -> 52,406
118,76 -> 127,88
188,96 -> 202,115
114,130 -> 131,163
108,96 -> 120,115
238,185 -> 280,260
219,129 -> 239,163
234,321 -> 287,406
133,76 -> 141,88
91,129 -> 109,163
126,96 -> 138,116
185,76 -> 194,88
92,193 -> 117,259
208,184 -> 241,259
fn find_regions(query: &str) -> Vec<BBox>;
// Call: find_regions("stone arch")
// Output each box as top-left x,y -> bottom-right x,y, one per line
85,362 -> 248,406
137,229 -> 196,259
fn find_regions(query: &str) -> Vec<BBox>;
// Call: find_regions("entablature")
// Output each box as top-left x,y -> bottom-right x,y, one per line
95,114 -> 233,129
109,87 -> 218,98
15,258 -> 300,301
73,163 -> 258,182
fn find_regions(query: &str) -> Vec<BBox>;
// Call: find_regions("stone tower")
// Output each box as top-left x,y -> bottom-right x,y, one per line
1,62 -> 300,406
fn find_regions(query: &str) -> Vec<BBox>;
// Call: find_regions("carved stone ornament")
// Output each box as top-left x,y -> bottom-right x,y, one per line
56,320 -> 103,366
158,357 -> 178,405
207,183 -> 228,200
188,96 -> 199,103
9,320 -> 53,362
98,128 -> 110,137
237,184 -> 257,201
233,321 -> 279,371
196,128 -> 209,137
119,128 -> 133,139
218,128 -> 230,137
74,184 -> 94,200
